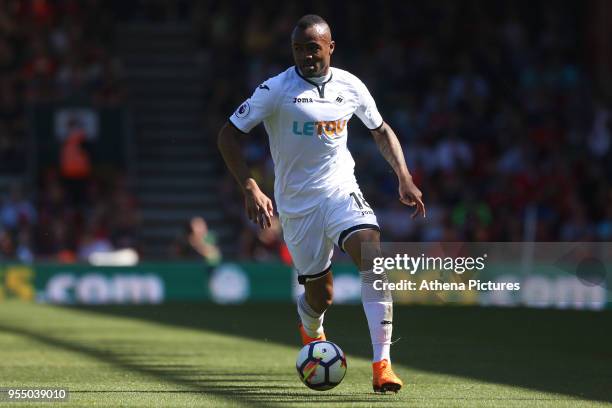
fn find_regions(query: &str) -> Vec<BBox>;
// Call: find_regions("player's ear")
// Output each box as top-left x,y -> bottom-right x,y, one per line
329,40 -> 335,55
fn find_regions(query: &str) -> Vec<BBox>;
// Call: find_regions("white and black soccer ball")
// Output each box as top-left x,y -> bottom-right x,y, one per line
296,341 -> 347,391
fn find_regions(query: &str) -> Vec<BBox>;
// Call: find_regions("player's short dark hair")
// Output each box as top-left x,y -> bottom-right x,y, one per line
295,14 -> 329,30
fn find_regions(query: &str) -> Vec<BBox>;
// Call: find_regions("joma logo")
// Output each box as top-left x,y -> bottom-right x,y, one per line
294,97 -> 314,103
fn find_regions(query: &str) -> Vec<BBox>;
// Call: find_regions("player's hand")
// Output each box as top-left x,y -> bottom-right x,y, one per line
243,179 -> 274,229
399,178 -> 426,219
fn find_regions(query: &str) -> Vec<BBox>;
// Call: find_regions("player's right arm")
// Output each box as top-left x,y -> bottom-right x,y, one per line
217,80 -> 279,229
217,123 -> 274,228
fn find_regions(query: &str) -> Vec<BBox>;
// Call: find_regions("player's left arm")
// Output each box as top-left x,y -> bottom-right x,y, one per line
370,122 -> 426,218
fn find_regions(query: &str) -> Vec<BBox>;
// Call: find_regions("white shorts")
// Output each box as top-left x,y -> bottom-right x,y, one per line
280,188 -> 379,284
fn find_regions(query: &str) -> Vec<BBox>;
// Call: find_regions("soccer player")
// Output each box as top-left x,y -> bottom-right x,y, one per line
217,14 -> 425,393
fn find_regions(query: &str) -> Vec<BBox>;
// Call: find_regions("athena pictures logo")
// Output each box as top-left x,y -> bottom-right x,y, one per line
235,101 -> 250,118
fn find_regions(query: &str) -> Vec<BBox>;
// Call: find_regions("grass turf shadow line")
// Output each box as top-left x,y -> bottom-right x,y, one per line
0,323 -> 395,407
66,303 -> 612,403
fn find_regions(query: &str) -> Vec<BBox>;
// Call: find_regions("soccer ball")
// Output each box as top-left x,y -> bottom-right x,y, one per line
296,341 -> 347,391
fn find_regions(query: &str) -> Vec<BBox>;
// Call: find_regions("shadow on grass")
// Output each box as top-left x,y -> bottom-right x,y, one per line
0,321 -> 396,407
61,303 -> 612,403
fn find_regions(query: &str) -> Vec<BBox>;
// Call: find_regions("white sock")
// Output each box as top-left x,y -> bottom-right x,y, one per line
362,301 -> 392,362
360,269 -> 393,363
297,293 -> 324,338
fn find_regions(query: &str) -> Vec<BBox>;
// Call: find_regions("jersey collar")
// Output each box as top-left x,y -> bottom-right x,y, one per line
294,66 -> 333,98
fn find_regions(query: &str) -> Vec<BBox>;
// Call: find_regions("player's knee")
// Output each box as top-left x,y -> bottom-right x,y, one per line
344,228 -> 381,270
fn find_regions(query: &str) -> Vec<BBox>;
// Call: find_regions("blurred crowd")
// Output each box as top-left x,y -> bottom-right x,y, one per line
2,1 -> 611,264
0,171 -> 140,263
0,0 -> 133,262
198,1 -> 611,247
0,0 -> 123,171
1,0 -> 123,104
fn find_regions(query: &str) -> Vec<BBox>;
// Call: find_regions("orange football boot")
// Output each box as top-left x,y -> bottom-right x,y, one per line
372,359 -> 403,393
298,323 -> 326,345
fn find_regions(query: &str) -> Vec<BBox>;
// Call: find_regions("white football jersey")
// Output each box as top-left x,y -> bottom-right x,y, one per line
229,66 -> 383,217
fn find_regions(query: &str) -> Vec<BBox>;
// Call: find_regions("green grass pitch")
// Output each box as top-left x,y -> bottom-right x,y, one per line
0,301 -> 610,407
